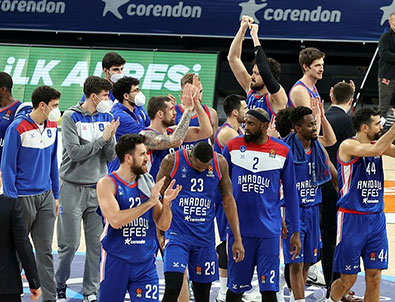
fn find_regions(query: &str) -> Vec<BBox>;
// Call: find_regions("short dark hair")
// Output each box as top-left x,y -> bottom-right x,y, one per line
102,52 -> 126,70
0,72 -> 13,92
299,47 -> 325,72
116,134 -> 146,163
275,107 -> 294,138
31,85 -> 61,108
251,57 -> 281,81
290,106 -> 312,127
192,141 -> 214,163
147,96 -> 171,120
112,76 -> 140,102
223,94 -> 245,117
332,82 -> 354,105
83,76 -> 112,98
352,107 -> 380,132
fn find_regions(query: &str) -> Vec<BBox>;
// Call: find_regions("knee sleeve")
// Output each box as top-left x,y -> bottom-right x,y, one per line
284,263 -> 292,290
226,289 -> 243,302
162,272 -> 184,302
216,241 -> 228,269
192,282 -> 211,302
260,290 -> 277,302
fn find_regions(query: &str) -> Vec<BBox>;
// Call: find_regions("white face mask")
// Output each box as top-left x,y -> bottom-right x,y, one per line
134,91 -> 146,107
110,73 -> 124,83
94,95 -> 113,113
48,107 -> 61,122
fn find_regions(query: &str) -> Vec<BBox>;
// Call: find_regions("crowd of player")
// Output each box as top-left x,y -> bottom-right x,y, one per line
0,15 -> 392,302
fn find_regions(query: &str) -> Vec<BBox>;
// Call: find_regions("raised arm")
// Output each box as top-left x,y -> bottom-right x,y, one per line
227,15 -> 254,93
316,100 -> 336,147
217,154 -> 245,262
249,24 -> 287,111
97,176 -> 163,229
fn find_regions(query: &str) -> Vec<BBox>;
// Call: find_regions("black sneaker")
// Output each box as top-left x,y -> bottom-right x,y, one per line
56,286 -> 67,302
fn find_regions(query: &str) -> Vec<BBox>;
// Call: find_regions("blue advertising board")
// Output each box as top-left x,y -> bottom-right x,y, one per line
0,0 -> 392,42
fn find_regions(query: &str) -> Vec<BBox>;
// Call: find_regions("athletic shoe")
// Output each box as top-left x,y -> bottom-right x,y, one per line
306,263 -> 326,286
276,268 -> 286,302
341,291 -> 364,302
83,294 -> 98,302
242,285 -> 260,302
56,286 -> 67,302
215,291 -> 226,302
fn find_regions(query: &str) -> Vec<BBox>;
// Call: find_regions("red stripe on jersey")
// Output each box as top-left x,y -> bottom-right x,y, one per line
16,119 -> 37,134
339,207 -> 378,215
227,136 -> 290,158
0,100 -> 19,112
183,149 -> 193,167
170,152 -> 180,179
112,172 -> 137,188
202,104 -> 213,125
213,152 -> 222,181
106,174 -> 117,195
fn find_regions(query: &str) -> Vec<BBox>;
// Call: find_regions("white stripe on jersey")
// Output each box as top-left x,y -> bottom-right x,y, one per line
75,121 -> 110,142
20,127 -> 56,149
336,211 -> 344,246
229,149 -> 286,173
340,164 -> 353,197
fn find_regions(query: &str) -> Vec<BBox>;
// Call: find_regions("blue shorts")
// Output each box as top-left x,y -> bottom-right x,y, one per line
227,235 -> 280,293
163,239 -> 219,283
99,251 -> 159,302
334,211 -> 388,274
283,205 -> 321,264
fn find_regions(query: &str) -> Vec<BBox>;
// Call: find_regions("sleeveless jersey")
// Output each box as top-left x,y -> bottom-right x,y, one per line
337,154 -> 384,213
246,90 -> 276,126
0,100 -> 31,161
174,104 -> 212,149
166,149 -> 222,247
288,80 -> 320,107
223,136 -> 300,237
100,172 -> 157,263
214,122 -> 243,154
143,127 -> 174,178
295,148 -> 322,207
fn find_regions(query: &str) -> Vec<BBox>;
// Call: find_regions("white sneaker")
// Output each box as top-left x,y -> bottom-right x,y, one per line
242,285 -> 260,302
307,263 -> 326,286
215,291 -> 226,302
276,268 -> 286,302
83,294 -> 97,302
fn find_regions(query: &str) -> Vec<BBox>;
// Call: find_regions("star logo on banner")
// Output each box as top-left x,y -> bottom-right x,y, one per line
380,0 -> 395,25
102,0 -> 130,20
238,0 -> 267,24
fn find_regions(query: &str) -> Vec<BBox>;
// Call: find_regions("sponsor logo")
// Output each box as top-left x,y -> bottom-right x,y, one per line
313,248 -> 318,257
82,125 -> 87,131
232,284 -> 238,290
173,262 -> 180,268
196,266 -> 202,275
136,288 -> 143,298
261,275 -> 266,283
345,265 -> 352,271
238,0 -> 341,24
240,285 -> 249,289
184,215 -> 206,222
370,252 -> 376,261
269,148 -> 276,158
207,165 -> 214,177
102,0 -> 202,21
3,109 -> 11,120
0,0 -> 66,14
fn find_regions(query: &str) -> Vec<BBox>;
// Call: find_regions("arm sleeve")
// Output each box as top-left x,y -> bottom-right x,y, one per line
1,125 -> 20,198
254,46 -> 281,94
281,150 -> 300,234
50,131 -> 60,199
11,198 -> 40,289
61,111 -> 107,162
379,33 -> 395,63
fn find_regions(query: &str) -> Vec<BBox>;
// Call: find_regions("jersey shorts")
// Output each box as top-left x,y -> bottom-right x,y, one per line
283,205 -> 321,264
334,210 -> 388,274
163,238 -> 218,283
99,252 -> 159,302
227,235 -> 280,293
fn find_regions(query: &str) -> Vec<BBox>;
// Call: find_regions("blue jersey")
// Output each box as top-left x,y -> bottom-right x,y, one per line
143,127 -> 174,179
0,100 -> 31,161
166,149 -> 222,247
174,104 -> 212,150
288,80 -> 320,107
213,122 -> 243,154
100,172 -> 157,263
296,148 -> 322,207
337,154 -> 384,213
246,90 -> 276,126
223,136 -> 300,237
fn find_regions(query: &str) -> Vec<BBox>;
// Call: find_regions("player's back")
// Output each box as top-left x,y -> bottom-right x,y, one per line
100,172 -> 157,263
166,149 -> 222,246
337,154 -> 384,213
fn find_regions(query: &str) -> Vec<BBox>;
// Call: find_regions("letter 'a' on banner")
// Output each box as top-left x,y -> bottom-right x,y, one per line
0,0 -> 392,42
0,45 -> 219,111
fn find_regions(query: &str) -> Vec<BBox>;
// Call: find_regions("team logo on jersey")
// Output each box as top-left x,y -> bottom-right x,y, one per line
196,266 -> 202,275
173,262 -> 180,268
370,252 -> 376,261
47,129 -> 52,138
2,110 -> 11,120
313,248 -> 318,257
181,165 -> 188,178
99,123 -> 105,131
118,185 -> 123,195
82,125 -> 87,131
240,145 -> 246,152
207,165 -> 214,177
136,288 -> 143,298
261,275 -> 266,283
269,148 -> 276,158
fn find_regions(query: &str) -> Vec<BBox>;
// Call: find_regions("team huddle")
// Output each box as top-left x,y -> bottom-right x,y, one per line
0,15 -> 393,302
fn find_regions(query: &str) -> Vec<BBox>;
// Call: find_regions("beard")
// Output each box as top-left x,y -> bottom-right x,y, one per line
250,81 -> 264,91
131,163 -> 147,175
244,130 -> 263,143
162,118 -> 175,128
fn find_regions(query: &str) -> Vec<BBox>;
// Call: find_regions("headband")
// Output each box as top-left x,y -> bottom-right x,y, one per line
246,110 -> 270,123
